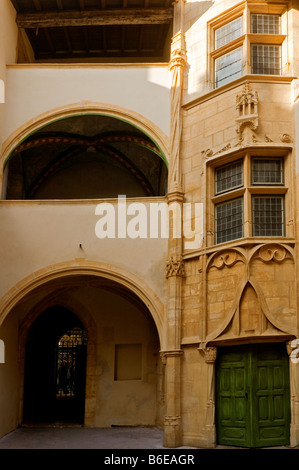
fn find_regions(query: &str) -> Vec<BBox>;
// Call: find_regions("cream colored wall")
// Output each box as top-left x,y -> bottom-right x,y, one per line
0,0 -> 18,148
75,286 -> 160,427
0,0 -> 19,440
3,65 -> 171,143
184,0 -> 241,102
0,199 -> 168,303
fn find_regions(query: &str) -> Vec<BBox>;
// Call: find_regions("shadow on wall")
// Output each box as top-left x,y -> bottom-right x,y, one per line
184,1 -> 215,101
185,1 -> 214,29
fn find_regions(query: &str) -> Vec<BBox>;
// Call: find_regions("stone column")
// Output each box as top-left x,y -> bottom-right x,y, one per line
163,252 -> 184,448
287,340 -> 299,447
201,346 -> 217,447
163,0 -> 186,448
168,1 -> 187,195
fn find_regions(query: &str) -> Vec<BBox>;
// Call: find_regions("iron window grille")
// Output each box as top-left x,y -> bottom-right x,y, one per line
55,327 -> 87,398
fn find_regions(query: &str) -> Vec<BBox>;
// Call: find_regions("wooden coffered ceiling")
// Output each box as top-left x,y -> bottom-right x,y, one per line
11,0 -> 173,61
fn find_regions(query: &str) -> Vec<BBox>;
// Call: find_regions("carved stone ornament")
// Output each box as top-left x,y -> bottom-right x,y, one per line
201,148 -> 214,159
281,133 -> 293,143
169,48 -> 187,71
208,249 -> 245,271
203,347 -> 217,364
252,244 -> 293,264
287,339 -> 299,363
236,82 -> 259,135
165,256 -> 185,278
198,344 -> 217,363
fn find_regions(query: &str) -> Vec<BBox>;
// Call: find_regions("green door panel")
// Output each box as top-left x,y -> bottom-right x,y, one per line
216,343 -> 290,448
253,343 -> 290,447
216,347 -> 250,447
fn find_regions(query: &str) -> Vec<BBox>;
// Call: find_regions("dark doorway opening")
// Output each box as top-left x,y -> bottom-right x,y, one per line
23,306 -> 87,425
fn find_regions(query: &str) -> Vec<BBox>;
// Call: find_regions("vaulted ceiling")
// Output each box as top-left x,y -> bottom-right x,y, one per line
5,115 -> 168,200
10,0 -> 173,61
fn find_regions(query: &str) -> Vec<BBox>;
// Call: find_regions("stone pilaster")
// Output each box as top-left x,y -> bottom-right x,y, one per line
287,340 -> 299,447
200,346 -> 217,447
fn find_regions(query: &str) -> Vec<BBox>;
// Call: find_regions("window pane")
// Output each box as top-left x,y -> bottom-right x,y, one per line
252,196 -> 284,236
215,16 -> 243,49
252,158 -> 283,185
215,160 -> 243,194
215,47 -> 243,88
251,44 -> 281,75
251,14 -> 280,34
215,198 -> 243,244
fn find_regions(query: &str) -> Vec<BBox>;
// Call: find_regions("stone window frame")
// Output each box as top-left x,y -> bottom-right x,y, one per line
206,148 -> 291,247
207,1 -> 288,90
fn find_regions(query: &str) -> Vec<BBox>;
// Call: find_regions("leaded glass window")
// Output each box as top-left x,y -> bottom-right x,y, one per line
215,160 -> 243,194
215,16 -> 243,49
215,198 -> 243,244
251,44 -> 281,75
252,196 -> 285,236
215,47 -> 243,88
252,158 -> 283,185
251,14 -> 280,34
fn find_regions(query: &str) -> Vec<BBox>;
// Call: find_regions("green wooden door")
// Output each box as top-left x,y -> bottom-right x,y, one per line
216,343 -> 290,448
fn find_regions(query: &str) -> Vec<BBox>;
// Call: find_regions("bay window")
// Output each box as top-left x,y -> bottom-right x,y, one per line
209,3 -> 287,89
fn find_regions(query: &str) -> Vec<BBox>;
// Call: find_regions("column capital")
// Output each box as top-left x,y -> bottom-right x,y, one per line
165,256 -> 185,278
198,344 -> 217,364
169,48 -> 187,71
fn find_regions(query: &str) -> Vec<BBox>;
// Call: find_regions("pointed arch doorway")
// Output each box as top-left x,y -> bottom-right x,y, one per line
23,306 -> 87,425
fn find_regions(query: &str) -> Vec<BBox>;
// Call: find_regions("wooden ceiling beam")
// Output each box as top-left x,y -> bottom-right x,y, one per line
16,8 -> 173,28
